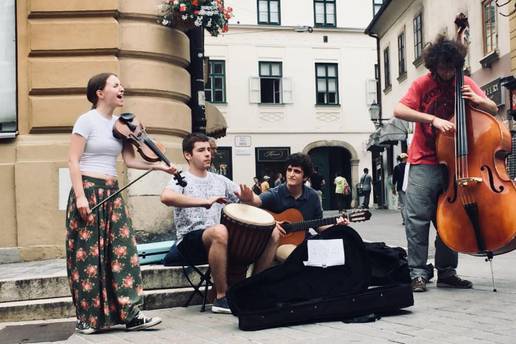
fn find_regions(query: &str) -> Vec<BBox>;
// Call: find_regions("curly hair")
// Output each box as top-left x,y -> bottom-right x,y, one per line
423,35 -> 467,73
285,153 -> 314,179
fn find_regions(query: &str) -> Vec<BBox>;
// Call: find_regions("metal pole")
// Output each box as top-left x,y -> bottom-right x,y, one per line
188,27 -> 207,133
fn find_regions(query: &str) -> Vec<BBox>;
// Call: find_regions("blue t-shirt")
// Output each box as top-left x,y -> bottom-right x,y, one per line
259,184 -> 323,221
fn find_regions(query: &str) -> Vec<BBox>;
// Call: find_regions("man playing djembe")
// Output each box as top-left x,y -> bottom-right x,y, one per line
160,133 -> 281,314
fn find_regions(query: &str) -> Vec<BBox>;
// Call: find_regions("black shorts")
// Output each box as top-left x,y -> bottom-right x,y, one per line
177,229 -> 208,264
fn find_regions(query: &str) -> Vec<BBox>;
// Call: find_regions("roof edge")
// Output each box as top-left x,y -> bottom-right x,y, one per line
364,0 -> 392,36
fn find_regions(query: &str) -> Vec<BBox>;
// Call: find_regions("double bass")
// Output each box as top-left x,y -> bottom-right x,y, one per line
435,14 -> 516,257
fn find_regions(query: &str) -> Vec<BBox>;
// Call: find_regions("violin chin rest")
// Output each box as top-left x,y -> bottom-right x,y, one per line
120,112 -> 135,122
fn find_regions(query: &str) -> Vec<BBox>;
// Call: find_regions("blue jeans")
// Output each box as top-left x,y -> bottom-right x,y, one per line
405,164 -> 457,280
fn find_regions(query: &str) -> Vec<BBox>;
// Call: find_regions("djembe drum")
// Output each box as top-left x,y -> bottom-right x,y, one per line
222,203 -> 276,286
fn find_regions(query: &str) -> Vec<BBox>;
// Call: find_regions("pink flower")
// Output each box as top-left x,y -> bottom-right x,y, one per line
85,265 -> 97,278
123,275 -> 134,288
114,246 -> 127,258
79,230 -> 91,241
69,219 -> 78,231
80,299 -> 89,310
92,296 -> 100,308
111,260 -> 123,273
118,296 -> 130,306
82,280 -> 93,292
119,225 -> 130,238
76,248 -> 87,262
71,270 -> 80,282
179,4 -> 187,12
90,244 -> 99,257
88,315 -> 97,328
111,213 -> 120,223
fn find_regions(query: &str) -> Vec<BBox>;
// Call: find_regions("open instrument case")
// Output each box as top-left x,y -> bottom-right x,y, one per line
228,226 -> 414,331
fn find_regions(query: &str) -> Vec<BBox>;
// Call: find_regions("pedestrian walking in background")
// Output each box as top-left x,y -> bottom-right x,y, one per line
392,153 -> 408,225
252,176 -> 262,195
334,173 -> 350,212
310,167 -> 325,207
273,172 -> 283,187
260,175 -> 271,193
359,168 -> 372,209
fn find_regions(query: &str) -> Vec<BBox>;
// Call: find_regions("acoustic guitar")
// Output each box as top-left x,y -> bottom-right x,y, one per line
269,208 -> 372,246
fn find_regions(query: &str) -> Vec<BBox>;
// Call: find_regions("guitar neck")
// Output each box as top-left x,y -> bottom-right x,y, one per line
286,215 -> 340,233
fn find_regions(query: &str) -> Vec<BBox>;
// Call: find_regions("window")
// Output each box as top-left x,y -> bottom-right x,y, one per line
373,0 -> 383,16
413,13 -> 423,62
482,0 -> 497,55
205,60 -> 226,103
315,63 -> 339,105
383,47 -> 391,90
314,0 -> 336,27
0,0 -> 17,136
258,0 -> 280,25
397,30 -> 406,78
259,62 -> 282,104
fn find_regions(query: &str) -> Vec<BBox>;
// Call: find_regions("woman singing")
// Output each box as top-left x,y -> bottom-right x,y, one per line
66,73 -> 176,334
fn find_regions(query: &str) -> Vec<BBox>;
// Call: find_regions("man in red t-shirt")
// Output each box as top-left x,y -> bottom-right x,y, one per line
393,35 -> 497,292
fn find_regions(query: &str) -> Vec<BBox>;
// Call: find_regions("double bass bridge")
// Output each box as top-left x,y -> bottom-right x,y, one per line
457,177 -> 482,187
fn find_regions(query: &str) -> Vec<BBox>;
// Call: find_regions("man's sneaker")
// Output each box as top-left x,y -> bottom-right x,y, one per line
411,276 -> 427,292
126,312 -> 162,331
75,320 -> 96,334
212,296 -> 232,314
437,275 -> 473,289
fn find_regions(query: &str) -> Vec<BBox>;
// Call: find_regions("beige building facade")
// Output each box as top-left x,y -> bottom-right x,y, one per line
367,0 -> 514,209
0,0 -> 193,262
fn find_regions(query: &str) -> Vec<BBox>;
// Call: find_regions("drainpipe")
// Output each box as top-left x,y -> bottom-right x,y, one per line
367,31 -> 385,208
187,27 -> 206,134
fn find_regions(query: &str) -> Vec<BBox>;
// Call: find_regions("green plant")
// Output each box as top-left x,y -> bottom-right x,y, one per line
159,0 -> 234,37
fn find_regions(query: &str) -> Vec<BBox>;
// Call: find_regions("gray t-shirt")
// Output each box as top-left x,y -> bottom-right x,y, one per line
166,171 -> 239,242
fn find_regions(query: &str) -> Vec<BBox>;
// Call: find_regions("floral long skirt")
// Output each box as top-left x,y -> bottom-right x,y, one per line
65,176 -> 144,329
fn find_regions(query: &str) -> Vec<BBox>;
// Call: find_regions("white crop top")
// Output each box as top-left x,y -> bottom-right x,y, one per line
72,109 -> 123,177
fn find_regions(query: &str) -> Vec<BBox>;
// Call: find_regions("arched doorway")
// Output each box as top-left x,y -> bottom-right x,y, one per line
308,146 -> 353,210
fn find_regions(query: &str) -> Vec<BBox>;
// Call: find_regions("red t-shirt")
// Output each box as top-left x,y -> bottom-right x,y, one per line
400,72 -> 486,165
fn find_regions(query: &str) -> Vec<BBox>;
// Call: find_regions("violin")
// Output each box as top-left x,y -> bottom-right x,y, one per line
113,112 -> 187,187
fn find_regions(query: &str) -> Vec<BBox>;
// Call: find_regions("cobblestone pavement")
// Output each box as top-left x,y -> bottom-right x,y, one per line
2,209 -> 515,344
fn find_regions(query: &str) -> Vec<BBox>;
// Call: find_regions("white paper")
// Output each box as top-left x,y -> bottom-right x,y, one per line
303,239 -> 345,268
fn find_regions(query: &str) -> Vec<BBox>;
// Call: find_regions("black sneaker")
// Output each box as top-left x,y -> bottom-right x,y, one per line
126,312 -> 162,331
75,320 -> 96,334
411,276 -> 427,292
212,296 -> 232,314
437,275 -> 473,289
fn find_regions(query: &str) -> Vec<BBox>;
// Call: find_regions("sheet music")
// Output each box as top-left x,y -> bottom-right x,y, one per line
303,239 -> 345,268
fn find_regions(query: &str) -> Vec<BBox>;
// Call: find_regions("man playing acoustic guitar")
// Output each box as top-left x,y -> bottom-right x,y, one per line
239,153 -> 349,261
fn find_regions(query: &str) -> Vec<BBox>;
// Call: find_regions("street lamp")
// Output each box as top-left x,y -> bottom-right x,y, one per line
369,101 -> 381,126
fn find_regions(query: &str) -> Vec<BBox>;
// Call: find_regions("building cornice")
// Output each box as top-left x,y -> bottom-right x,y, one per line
226,24 -> 366,34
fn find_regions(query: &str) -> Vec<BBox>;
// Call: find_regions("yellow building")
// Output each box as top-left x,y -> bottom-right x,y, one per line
0,0 -> 201,262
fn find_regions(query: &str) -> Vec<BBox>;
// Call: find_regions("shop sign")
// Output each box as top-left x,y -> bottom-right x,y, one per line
256,147 -> 290,162
481,78 -> 503,107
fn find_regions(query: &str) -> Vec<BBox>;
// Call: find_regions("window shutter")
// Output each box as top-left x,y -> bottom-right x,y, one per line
366,79 -> 377,105
282,77 -> 293,104
249,77 -> 261,103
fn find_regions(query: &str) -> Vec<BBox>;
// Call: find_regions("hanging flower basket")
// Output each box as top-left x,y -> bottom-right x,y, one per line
169,10 -> 197,32
159,0 -> 234,37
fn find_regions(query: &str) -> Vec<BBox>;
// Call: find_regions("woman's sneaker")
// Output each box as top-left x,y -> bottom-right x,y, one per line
75,320 -> 96,334
126,312 -> 162,331
212,296 -> 232,314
